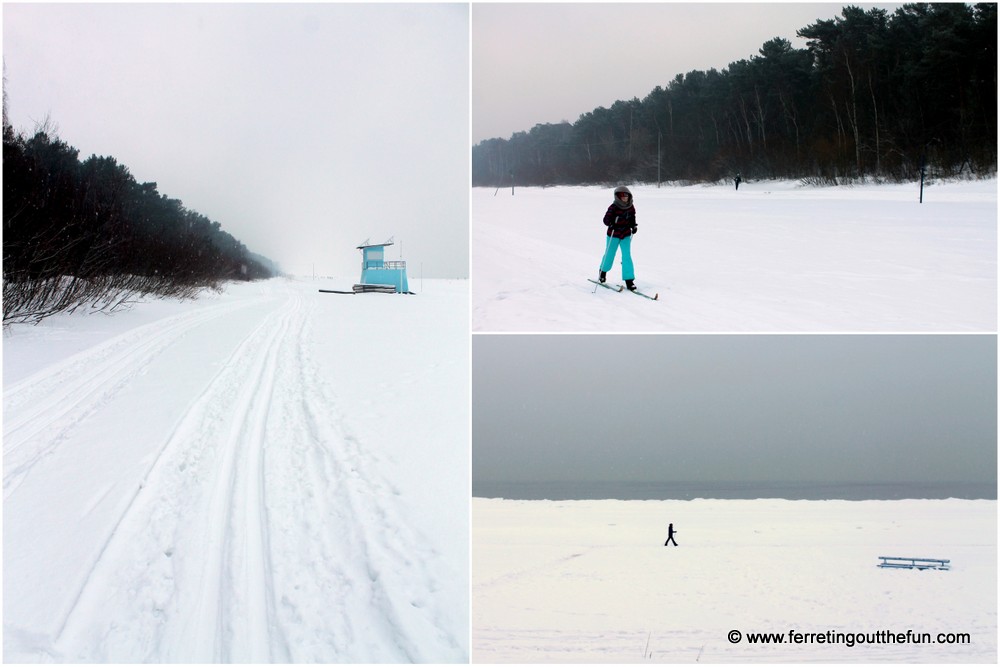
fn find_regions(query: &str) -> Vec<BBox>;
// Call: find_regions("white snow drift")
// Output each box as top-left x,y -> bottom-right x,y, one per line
3,277 -> 469,663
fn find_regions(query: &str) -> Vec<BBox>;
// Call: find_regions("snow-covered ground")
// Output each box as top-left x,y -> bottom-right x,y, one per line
3,277 -> 469,662
472,179 -> 997,332
472,497 -> 997,663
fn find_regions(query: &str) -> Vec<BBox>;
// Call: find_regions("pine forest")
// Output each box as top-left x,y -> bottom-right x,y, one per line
472,4 -> 997,186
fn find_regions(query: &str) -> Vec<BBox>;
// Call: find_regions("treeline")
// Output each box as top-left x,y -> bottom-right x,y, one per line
3,116 -> 276,324
472,3 -> 996,186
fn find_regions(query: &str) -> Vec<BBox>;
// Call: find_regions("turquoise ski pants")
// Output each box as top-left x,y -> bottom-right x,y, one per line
600,234 -> 634,281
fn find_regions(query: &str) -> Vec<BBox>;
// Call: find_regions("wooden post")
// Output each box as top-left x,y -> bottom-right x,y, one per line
919,154 -> 926,204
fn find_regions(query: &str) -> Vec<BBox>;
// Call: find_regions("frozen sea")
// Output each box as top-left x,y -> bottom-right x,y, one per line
473,480 -> 996,501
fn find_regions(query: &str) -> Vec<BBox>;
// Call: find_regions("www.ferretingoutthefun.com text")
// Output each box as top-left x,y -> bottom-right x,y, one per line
728,629 -> 972,648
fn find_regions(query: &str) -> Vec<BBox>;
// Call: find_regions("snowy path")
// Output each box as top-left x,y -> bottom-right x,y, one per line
4,278 -> 469,662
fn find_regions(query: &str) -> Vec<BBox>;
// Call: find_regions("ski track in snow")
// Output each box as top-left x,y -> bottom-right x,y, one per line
3,297 -> 257,500
5,284 -> 463,662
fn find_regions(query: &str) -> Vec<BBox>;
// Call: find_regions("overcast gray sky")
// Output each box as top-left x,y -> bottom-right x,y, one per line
473,335 -> 997,486
473,2 -> 905,143
3,3 -> 469,278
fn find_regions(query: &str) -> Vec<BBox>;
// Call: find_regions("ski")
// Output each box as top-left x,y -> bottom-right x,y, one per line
619,285 -> 659,300
588,278 -> 624,292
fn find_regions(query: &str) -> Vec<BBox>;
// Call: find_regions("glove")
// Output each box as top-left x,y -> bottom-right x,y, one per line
631,226 -> 638,235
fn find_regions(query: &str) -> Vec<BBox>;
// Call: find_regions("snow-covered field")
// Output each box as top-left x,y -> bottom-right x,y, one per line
471,179 -> 997,332
472,497 -> 997,663
3,277 -> 469,662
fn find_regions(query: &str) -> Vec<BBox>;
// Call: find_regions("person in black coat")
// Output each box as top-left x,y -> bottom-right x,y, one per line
598,185 -> 639,291
664,523 -> 678,546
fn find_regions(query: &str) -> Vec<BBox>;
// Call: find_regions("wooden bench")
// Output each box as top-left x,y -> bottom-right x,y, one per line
878,556 -> 950,570
352,283 -> 398,293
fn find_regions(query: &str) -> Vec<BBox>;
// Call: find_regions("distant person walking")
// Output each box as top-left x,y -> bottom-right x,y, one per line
664,523 -> 678,546
598,185 -> 639,291
734,171 -> 742,190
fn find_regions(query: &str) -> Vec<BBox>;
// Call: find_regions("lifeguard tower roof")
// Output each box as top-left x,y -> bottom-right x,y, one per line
356,240 -> 394,250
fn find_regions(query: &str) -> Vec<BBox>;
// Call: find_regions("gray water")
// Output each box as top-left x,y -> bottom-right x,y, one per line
472,480 -> 996,501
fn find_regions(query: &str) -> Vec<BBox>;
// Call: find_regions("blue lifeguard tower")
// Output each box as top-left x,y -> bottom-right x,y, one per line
353,238 -> 410,294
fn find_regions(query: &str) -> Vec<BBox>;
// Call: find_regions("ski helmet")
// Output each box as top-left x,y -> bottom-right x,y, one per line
613,185 -> 632,208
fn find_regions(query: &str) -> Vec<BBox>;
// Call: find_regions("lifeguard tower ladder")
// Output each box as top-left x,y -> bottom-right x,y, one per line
353,239 -> 410,294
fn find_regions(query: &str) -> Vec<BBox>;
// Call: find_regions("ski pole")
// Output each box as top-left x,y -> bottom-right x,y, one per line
593,235 -> 608,293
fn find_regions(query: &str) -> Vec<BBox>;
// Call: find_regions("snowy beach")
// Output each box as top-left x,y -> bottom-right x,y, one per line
472,497 -> 997,663
3,277 -> 469,662
471,179 -> 997,332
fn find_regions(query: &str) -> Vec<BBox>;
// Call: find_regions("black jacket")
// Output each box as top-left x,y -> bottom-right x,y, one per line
604,203 -> 637,239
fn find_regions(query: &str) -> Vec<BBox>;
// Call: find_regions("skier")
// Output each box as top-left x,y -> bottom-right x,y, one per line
664,523 -> 678,547
598,185 -> 639,291
734,171 -> 742,190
